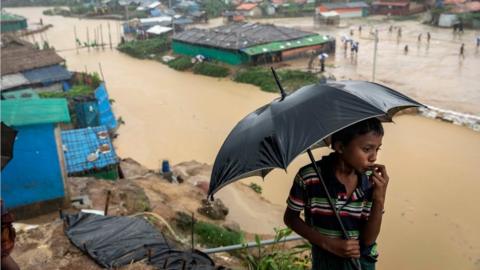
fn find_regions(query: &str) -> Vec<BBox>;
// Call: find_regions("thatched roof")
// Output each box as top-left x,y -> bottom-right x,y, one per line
173,22 -> 315,50
1,35 -> 65,75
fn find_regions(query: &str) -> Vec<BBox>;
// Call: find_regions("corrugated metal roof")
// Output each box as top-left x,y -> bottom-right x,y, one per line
0,12 -> 26,22
61,125 -> 118,174
322,1 -> 369,9
173,23 -> 316,50
22,65 -> 72,84
0,73 -> 29,90
1,88 -> 39,100
241,34 -> 330,55
1,98 -> 70,126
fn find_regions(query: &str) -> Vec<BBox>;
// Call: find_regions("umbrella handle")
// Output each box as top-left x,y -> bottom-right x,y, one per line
306,149 -> 362,270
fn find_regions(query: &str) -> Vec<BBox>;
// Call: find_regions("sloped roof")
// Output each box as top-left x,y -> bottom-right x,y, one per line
173,23 -> 316,50
22,65 -> 72,84
1,35 -> 65,75
0,73 -> 29,91
1,89 -> 39,100
0,98 -> 70,126
322,1 -> 369,9
241,34 -> 331,55
236,3 -> 258,10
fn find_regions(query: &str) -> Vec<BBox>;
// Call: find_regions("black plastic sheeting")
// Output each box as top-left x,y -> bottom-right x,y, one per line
64,212 -> 216,269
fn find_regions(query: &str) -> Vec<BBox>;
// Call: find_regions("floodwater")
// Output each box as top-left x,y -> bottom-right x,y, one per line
6,8 -> 480,270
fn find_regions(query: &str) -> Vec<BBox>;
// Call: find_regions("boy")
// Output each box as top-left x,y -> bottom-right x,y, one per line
284,118 -> 389,270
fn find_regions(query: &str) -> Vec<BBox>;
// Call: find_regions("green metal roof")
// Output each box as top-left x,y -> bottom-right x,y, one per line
241,34 -> 330,56
1,98 -> 71,126
0,12 -> 26,22
1,89 -> 39,100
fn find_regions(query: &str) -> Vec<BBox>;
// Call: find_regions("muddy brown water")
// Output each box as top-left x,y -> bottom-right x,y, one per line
6,8 -> 480,270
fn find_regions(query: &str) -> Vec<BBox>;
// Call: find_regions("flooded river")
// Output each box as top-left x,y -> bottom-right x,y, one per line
6,7 -> 480,270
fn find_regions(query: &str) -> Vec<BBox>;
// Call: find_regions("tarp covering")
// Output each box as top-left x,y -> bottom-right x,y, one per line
64,212 -> 216,269
1,88 -> 39,99
0,98 -> 70,126
0,73 -> 29,90
146,25 -> 172,35
74,101 -> 100,128
95,84 -> 118,130
22,64 -> 72,85
61,126 -> 117,174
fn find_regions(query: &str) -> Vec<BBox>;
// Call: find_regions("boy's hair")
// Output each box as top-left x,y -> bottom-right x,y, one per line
331,118 -> 384,147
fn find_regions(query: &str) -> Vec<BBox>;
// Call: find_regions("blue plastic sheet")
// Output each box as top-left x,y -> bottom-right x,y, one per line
22,65 -> 71,85
95,84 -> 117,130
61,126 -> 117,174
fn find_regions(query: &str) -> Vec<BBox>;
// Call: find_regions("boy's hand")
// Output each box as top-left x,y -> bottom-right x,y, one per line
371,164 -> 389,203
322,238 -> 360,258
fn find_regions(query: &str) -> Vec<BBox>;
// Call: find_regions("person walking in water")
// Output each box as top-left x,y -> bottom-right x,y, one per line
427,32 -> 431,43
404,44 -> 409,54
417,33 -> 422,42
460,43 -> 465,58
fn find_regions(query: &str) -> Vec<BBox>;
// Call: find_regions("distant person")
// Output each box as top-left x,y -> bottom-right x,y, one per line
358,25 -> 362,35
417,33 -> 422,42
458,21 -> 464,33
284,118 -> 389,270
460,43 -> 465,58
389,25 -> 393,33
476,36 -> 480,48
427,32 -> 431,43
350,29 -> 354,36
318,53 -> 328,72
404,44 -> 409,54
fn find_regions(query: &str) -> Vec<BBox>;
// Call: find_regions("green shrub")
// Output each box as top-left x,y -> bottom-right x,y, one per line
243,228 -> 311,270
234,67 -> 321,93
193,62 -> 230,77
39,84 -> 94,99
194,221 -> 244,248
167,56 -> 194,71
117,37 -> 171,59
249,183 -> 262,194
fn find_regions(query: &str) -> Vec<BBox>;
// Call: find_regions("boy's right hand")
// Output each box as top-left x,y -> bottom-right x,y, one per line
322,238 -> 360,258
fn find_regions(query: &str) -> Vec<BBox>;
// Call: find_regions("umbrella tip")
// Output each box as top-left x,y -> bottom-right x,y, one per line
270,67 -> 287,101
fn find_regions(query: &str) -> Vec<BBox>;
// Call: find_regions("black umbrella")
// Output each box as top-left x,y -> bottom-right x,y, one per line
1,122 -> 18,170
208,68 -> 425,269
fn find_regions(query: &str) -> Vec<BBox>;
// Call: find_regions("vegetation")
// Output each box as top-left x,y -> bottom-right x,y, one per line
243,228 -> 311,270
194,221 -> 244,248
167,56 -> 195,71
249,183 -> 263,194
234,67 -> 321,93
193,62 -> 230,77
117,37 -> 171,59
39,84 -> 95,99
201,0 -> 229,18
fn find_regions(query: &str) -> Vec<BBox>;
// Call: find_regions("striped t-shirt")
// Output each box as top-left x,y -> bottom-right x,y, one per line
287,153 -> 378,258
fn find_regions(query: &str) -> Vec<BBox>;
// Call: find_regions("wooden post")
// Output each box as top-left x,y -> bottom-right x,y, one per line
108,22 -> 112,49
104,190 -> 111,216
74,26 -> 79,54
87,26 -> 90,52
100,24 -> 105,50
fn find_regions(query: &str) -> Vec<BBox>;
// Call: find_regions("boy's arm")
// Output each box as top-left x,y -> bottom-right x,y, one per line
284,208 -> 360,258
361,164 -> 389,246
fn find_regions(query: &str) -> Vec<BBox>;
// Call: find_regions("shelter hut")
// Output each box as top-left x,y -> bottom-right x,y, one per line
173,23 -> 335,65
1,98 -> 71,219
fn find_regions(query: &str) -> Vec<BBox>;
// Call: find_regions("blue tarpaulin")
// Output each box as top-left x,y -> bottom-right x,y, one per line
22,65 -> 72,85
61,126 -> 118,174
95,84 -> 117,130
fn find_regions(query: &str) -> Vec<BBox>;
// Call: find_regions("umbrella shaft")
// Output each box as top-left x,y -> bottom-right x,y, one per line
306,149 -> 362,270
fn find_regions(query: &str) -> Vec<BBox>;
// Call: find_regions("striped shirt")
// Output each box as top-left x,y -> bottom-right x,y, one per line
287,153 -> 378,259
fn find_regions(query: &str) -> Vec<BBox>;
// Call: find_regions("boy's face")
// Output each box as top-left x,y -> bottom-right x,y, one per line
340,131 -> 383,173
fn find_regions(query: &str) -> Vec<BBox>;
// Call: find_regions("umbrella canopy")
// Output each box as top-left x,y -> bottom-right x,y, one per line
208,80 -> 425,197
1,122 -> 18,170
